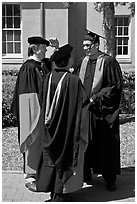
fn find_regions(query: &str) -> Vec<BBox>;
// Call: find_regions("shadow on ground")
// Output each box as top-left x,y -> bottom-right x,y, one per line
119,114 -> 135,124
65,167 -> 135,202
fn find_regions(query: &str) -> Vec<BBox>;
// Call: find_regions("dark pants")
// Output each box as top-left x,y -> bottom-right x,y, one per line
102,174 -> 117,184
84,142 -> 92,182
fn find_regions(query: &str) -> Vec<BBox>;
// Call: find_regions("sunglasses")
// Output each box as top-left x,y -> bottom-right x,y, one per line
83,44 -> 92,47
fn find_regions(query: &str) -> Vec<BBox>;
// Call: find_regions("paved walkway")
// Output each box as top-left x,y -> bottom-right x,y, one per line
2,168 -> 135,202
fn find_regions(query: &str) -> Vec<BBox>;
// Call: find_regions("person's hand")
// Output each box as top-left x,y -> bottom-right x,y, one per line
49,38 -> 59,49
69,67 -> 74,73
88,98 -> 95,111
90,98 -> 93,103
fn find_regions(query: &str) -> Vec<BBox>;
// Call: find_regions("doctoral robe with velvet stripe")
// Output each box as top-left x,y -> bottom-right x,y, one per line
74,50 -> 123,175
11,59 -> 44,174
36,68 -> 89,193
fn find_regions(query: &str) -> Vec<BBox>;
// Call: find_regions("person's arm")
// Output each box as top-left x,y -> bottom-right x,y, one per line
89,57 -> 123,120
49,38 -> 59,53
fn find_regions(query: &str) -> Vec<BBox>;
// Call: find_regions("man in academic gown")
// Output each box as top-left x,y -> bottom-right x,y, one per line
36,44 -> 89,201
11,36 -> 59,191
74,30 -> 123,191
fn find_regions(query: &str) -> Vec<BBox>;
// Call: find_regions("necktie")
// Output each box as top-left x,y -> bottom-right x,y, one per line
79,56 -> 89,84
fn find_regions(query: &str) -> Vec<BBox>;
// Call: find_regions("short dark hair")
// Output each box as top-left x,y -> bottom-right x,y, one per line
55,57 -> 70,68
50,44 -> 73,68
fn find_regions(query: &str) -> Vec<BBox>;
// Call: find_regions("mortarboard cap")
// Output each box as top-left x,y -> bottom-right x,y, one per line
50,44 -> 73,63
28,36 -> 50,46
84,29 -> 105,43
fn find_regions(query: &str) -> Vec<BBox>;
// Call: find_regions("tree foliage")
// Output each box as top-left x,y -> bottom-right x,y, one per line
94,2 -> 135,16
115,2 -> 135,17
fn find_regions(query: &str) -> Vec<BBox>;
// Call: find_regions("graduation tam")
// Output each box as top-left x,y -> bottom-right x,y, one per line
84,30 -> 105,44
28,36 -> 50,46
50,44 -> 73,63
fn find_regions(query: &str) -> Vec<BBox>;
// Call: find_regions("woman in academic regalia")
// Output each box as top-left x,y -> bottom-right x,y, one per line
36,44 -> 89,201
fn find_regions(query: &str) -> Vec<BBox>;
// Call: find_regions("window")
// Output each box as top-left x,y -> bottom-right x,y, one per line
115,16 -> 130,58
2,4 -> 22,57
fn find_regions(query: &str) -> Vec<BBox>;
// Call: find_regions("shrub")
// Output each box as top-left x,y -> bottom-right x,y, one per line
120,70 -> 135,114
2,69 -> 135,128
2,69 -> 19,76
2,70 -> 18,128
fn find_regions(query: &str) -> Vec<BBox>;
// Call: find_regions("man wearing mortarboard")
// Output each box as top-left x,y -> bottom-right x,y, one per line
74,30 -> 123,191
36,44 -> 89,201
11,36 -> 59,191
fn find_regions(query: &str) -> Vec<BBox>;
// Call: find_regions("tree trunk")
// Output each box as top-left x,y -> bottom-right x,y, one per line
102,2 -> 116,57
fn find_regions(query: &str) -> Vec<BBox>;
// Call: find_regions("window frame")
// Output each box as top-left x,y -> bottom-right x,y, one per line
115,15 -> 131,60
2,3 -> 22,59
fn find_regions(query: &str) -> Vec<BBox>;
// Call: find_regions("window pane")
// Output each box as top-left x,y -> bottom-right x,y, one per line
7,42 -> 13,53
2,42 -> 6,54
7,17 -> 13,28
118,37 -> 122,45
6,4 -> 12,16
2,30 -> 6,41
14,5 -> 20,16
14,17 -> 20,28
7,30 -> 13,41
124,27 -> 128,35
15,42 -> 21,53
118,27 -> 122,35
2,4 -> 21,55
116,48 -> 118,55
14,30 -> 21,41
118,46 -> 122,55
115,27 -> 117,35
123,46 -> 128,55
123,37 -> 128,45
118,18 -> 123,26
116,37 -> 118,45
2,17 -> 5,28
2,4 -> 5,16
124,17 -> 129,26
115,16 -> 129,56
115,18 -> 117,26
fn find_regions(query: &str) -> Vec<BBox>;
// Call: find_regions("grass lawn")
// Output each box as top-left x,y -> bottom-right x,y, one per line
2,120 -> 135,171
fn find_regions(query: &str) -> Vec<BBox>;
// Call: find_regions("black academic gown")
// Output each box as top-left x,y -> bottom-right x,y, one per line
11,59 -> 45,174
74,50 -> 123,175
36,68 -> 89,193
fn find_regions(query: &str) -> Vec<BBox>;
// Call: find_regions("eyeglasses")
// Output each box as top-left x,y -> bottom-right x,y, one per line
83,44 -> 92,47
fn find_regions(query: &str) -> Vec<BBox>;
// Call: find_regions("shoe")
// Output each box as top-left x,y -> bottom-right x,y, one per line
83,182 -> 92,189
107,182 -> 117,191
25,181 -> 37,192
85,180 -> 92,185
83,180 -> 92,187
